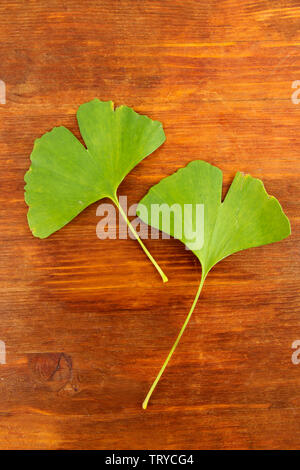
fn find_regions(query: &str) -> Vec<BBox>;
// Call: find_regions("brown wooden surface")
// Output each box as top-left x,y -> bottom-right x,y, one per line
0,0 -> 299,450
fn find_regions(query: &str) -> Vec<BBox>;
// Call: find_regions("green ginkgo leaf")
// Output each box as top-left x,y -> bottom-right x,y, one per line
137,160 -> 291,408
24,99 -> 167,282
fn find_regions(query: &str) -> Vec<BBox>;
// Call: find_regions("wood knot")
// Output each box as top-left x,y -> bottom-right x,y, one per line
28,352 -> 79,394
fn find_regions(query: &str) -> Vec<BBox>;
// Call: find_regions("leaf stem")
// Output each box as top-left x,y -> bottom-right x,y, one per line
113,196 -> 168,283
142,274 -> 206,409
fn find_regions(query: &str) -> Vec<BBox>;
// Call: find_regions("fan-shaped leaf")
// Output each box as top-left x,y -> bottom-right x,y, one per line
24,99 -> 167,281
137,160 -> 291,407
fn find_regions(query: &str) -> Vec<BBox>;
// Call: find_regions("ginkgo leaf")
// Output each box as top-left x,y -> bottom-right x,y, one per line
137,160 -> 291,408
24,99 -> 167,282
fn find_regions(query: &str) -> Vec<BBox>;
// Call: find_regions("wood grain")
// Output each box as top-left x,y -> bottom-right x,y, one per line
0,0 -> 299,450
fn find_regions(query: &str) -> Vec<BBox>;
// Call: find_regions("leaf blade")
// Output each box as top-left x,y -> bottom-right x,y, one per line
24,99 -> 166,238
137,160 -> 291,276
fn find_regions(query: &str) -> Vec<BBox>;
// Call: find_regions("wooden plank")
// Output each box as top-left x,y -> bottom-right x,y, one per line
0,0 -> 299,449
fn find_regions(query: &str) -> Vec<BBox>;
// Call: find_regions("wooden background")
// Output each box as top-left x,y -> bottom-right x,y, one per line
0,0 -> 299,450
